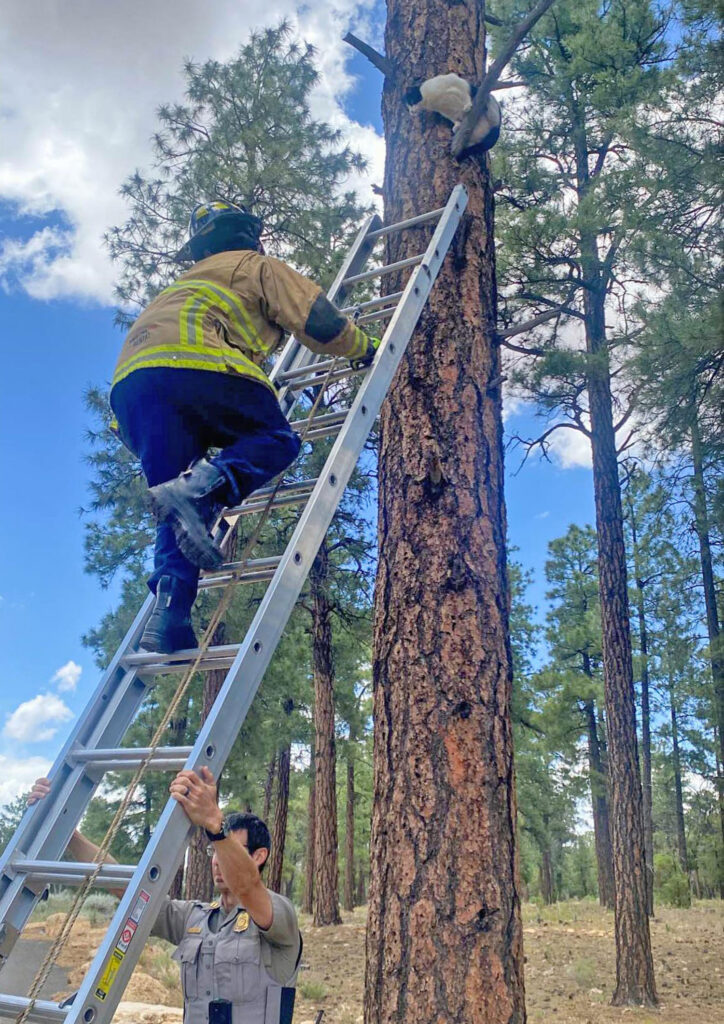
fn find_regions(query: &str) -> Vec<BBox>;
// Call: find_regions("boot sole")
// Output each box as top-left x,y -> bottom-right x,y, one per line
151,496 -> 224,571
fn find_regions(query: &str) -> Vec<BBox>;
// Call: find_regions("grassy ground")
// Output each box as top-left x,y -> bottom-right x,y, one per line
23,897 -> 724,1023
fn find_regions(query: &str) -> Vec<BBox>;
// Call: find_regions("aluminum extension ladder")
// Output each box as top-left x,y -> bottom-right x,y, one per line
0,183 -> 468,1024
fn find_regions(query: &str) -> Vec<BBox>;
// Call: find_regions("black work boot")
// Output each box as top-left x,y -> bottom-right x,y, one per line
149,458 -> 228,570
140,576 -> 197,653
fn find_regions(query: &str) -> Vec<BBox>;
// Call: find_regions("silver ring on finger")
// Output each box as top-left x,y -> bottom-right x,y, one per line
184,787 -> 190,797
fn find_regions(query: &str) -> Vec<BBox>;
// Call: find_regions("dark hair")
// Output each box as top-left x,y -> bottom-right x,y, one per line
225,812 -> 271,870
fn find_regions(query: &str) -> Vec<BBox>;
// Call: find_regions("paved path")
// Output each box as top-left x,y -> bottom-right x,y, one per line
0,939 -> 69,1022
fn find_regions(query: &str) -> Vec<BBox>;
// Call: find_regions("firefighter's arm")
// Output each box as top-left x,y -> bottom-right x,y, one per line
257,256 -> 375,363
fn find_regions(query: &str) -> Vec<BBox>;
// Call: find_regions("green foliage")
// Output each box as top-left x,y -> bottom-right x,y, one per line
654,851 -> 692,907
105,22 -> 371,323
0,795 -> 27,853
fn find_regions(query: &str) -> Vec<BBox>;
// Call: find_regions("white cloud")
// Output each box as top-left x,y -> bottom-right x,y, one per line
549,427 -> 593,469
3,693 -> 74,743
0,754 -> 52,805
50,660 -> 82,693
0,1 -> 383,303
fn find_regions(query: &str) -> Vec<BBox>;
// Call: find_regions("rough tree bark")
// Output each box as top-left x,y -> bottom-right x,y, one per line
690,409 -> 724,897
262,752 -> 277,825
365,3 -> 525,1021
311,540 -> 342,926
267,742 -> 291,894
582,696 -> 615,909
343,731 -> 357,912
302,742 -> 315,916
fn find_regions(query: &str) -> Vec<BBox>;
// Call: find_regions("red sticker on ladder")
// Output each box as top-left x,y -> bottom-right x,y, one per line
117,918 -> 137,954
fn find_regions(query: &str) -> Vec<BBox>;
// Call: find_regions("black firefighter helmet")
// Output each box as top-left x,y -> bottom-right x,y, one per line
176,200 -> 264,262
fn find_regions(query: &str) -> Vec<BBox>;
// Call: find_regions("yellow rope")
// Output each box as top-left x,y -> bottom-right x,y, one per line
16,358 -> 341,1023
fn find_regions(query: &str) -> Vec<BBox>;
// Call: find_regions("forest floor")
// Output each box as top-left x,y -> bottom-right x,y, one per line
20,898 -> 723,1023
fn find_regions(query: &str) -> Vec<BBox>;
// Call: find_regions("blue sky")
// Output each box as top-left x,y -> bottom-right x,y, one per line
0,0 -> 596,805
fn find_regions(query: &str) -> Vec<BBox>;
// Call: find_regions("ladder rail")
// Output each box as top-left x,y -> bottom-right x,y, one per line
61,184 -> 468,1024
0,212 -> 385,970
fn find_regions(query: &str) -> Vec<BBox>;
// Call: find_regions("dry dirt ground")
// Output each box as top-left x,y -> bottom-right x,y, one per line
21,899 -> 724,1023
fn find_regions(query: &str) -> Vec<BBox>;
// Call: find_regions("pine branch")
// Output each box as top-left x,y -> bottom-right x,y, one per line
498,305 -> 579,339
343,33 -> 394,79
451,0 -> 558,158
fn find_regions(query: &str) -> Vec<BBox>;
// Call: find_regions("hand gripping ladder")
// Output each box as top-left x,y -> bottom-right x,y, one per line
0,184 -> 468,1024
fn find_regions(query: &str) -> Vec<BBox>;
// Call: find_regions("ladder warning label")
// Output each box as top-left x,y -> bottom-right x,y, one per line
117,918 -> 137,953
95,950 -> 124,1001
130,889 -> 151,924
94,890 -> 151,1000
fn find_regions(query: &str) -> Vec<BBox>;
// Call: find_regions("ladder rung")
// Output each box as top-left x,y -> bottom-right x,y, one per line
225,478 -> 319,517
356,306 -> 397,327
342,253 -> 424,286
291,410 -> 348,434
276,359 -> 338,384
285,366 -> 363,393
0,994 -> 68,1022
200,555 -> 282,590
123,644 -> 241,673
340,291 -> 404,315
366,205 -> 445,240
69,746 -> 193,772
11,860 -> 136,888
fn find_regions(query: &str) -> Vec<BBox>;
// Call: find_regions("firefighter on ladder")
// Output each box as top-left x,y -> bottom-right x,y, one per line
29,768 -> 300,1024
110,200 -> 379,655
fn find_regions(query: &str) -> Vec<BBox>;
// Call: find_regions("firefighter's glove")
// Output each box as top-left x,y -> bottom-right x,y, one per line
349,335 -> 381,372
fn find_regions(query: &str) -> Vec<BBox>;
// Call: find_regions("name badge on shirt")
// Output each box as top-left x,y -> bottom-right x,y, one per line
187,926 -> 202,934
234,912 -> 250,933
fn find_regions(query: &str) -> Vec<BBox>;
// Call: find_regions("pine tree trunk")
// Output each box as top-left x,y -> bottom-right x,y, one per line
263,752 -> 277,825
343,735 -> 356,912
668,684 -> 690,889
311,541 -> 342,926
574,113 -> 656,999
302,744 -> 315,916
539,847 -> 554,905
356,863 -> 366,907
365,4 -> 525,1021
690,410 -> 724,897
583,696 -> 615,909
634,579 -> 655,916
268,743 -> 291,894
185,610 -> 230,900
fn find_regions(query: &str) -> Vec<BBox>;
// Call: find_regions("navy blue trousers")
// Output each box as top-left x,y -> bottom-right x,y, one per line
111,368 -> 301,598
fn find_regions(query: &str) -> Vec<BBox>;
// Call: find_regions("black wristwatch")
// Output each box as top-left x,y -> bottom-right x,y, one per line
205,818 -> 230,842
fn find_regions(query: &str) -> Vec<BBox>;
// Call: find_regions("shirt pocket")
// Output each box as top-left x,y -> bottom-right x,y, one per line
172,937 -> 202,1000
214,935 -> 263,1003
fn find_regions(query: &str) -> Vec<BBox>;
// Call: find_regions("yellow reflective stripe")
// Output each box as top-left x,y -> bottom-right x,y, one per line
161,279 -> 267,354
112,344 -> 274,391
349,327 -> 369,359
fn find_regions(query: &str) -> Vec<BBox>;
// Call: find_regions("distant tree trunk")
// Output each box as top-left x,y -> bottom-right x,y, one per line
577,157 -> 656,999
690,409 -> 724,898
302,743 -> 315,915
539,843 -> 554,905
355,863 -> 366,907
582,695 -> 615,909
634,576 -> 655,917
185,560 -> 234,901
365,4 -> 525,1021
668,683 -> 690,885
262,752 -> 277,825
268,742 -> 291,894
343,733 -> 356,912
311,541 -> 341,926
167,694 -> 190,898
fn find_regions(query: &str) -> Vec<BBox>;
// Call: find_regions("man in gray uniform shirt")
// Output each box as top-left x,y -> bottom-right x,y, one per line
28,766 -> 301,1023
